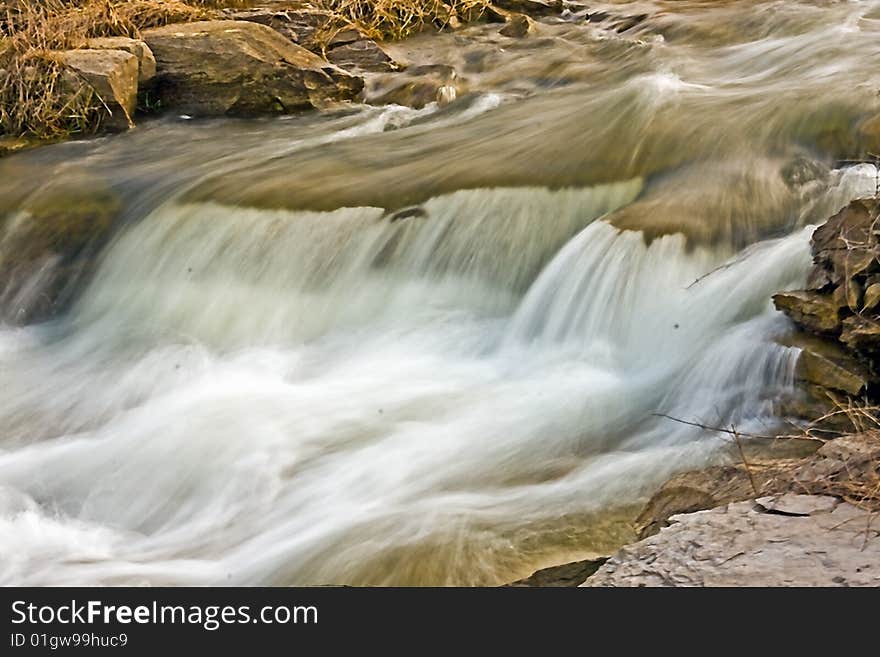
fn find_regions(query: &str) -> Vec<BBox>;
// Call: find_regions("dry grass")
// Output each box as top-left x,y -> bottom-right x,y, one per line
315,0 -> 490,40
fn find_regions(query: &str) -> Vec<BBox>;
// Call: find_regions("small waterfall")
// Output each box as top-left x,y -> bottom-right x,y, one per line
1,0 -> 879,586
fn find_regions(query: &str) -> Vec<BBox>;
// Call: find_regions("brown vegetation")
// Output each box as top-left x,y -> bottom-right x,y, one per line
315,0 -> 489,40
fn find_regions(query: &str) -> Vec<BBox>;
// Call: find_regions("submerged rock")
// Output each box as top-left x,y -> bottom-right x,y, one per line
0,180 -> 123,323
142,20 -> 363,116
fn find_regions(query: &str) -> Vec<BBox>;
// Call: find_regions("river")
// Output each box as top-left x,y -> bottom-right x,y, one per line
0,0 -> 879,585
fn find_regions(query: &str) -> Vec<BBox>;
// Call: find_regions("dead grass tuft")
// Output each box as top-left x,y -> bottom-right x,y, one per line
315,0 -> 490,40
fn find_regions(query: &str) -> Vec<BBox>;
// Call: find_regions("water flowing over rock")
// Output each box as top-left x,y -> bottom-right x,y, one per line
142,20 -> 363,116
2,1 -> 880,586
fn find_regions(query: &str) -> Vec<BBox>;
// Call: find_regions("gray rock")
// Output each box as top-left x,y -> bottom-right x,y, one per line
754,493 -> 838,515
584,495 -> 880,586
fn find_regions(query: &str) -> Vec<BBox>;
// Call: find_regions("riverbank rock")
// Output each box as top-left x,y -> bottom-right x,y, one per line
55,49 -> 139,130
774,197 -> 880,400
583,494 -> 880,586
229,8 -> 399,73
86,37 -> 157,85
633,430 -> 879,543
505,557 -> 608,586
141,20 -> 363,116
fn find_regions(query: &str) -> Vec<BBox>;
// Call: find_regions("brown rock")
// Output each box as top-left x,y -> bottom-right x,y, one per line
326,39 -> 399,73
87,37 -> 156,84
795,343 -> 869,395
862,282 -> 880,311
812,198 -> 879,284
840,314 -> 880,352
506,557 -> 608,586
635,464 -> 777,539
499,13 -> 535,38
229,8 -> 339,52
773,290 -> 843,334
142,21 -> 362,116
56,49 -> 139,130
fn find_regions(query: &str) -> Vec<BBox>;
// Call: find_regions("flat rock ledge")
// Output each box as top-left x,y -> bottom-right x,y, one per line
583,494 -> 880,587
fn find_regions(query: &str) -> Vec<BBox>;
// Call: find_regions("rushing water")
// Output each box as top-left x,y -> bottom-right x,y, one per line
1,1 -> 880,585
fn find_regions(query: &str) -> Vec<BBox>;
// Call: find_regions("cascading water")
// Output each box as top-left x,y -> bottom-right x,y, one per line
1,0 -> 880,585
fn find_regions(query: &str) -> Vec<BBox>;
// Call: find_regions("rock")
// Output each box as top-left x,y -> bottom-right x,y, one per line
783,431 -> 880,504
635,463 -> 784,539
0,181 -> 122,323
840,315 -> 880,353
634,430 -> 880,560
228,8 -> 338,52
584,496 -> 880,586
856,112 -> 880,154
493,0 -> 563,17
141,20 -> 363,116
864,283 -> 880,311
55,49 -> 139,130
499,13 -> 536,38
229,8 -> 399,73
754,492 -> 838,515
506,557 -> 608,586
812,198 -> 878,284
793,339 -> 870,395
86,37 -> 156,84
773,290 -> 843,334
326,39 -> 399,73
365,64 -> 460,109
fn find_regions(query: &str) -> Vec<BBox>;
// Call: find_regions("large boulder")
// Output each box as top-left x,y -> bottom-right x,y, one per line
584,495 -> 880,586
55,49 -> 139,130
141,20 -> 363,116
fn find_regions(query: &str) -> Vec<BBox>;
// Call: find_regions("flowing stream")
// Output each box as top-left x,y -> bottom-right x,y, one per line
1,1 -> 880,585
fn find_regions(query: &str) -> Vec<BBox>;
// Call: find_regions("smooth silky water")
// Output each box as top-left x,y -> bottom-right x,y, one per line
1,1 -> 879,584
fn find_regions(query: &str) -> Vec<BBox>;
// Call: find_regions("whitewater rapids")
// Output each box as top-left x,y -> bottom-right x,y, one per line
1,0 -> 880,585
